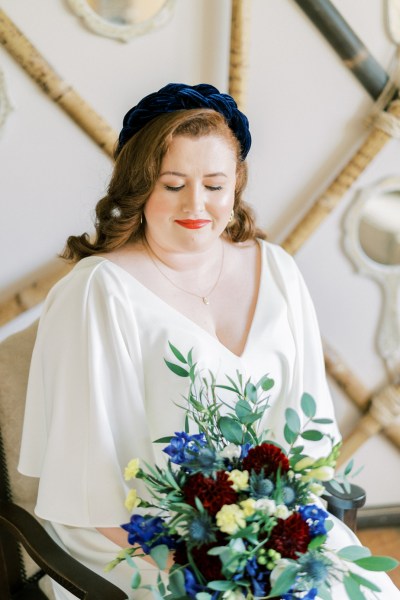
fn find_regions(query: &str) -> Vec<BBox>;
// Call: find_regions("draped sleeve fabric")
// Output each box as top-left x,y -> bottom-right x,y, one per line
18,258 -> 155,527
265,243 -> 341,456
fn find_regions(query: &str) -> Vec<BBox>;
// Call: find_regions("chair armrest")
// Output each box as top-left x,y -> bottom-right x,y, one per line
323,481 -> 366,532
0,502 -> 128,600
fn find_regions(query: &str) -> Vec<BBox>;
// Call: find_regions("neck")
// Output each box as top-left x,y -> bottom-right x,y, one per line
143,233 -> 224,274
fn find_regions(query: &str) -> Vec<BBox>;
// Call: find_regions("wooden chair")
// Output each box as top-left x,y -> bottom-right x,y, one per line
0,322 -> 365,599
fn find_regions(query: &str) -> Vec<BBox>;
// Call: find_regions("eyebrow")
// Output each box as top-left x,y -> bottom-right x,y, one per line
159,171 -> 227,178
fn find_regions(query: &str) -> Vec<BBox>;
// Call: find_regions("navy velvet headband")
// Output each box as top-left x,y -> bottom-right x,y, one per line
117,83 -> 251,159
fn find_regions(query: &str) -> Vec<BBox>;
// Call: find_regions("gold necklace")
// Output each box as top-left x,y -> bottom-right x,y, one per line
144,238 -> 224,305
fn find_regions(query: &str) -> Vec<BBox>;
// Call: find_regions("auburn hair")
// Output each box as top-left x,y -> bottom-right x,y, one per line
62,109 -> 266,261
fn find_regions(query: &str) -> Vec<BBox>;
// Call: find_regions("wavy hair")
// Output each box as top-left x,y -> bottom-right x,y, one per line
62,109 -> 266,261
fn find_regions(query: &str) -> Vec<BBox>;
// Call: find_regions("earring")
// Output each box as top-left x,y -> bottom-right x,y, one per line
140,213 -> 143,225
228,209 -> 234,224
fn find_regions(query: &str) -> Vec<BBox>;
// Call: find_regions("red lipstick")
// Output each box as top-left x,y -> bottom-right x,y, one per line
175,219 -> 211,229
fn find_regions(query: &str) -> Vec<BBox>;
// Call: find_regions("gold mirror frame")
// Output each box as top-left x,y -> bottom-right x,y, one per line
0,65 -> 12,132
66,0 -> 176,42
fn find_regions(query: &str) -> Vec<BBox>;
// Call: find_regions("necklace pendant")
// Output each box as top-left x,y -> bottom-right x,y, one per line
203,296 -> 210,305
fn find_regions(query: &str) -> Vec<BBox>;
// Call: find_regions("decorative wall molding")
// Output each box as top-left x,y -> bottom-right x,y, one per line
67,0 -> 176,43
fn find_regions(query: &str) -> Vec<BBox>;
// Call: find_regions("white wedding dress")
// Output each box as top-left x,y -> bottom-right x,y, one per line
19,241 -> 400,599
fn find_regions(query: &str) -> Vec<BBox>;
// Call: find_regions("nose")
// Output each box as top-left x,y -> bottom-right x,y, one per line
181,183 -> 205,214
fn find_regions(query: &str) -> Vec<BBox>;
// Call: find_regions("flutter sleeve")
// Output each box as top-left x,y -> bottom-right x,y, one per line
18,258 -> 154,527
267,243 -> 341,456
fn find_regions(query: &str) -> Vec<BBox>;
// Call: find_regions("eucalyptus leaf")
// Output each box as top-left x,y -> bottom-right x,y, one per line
284,423 -> 297,445
235,398 -> 252,420
196,594 -> 212,600
150,544 -> 169,570
245,382 -> 257,402
218,416 -> 243,444
207,580 -> 235,591
343,574 -> 367,600
164,360 -> 189,377
308,534 -> 327,549
269,563 -> 299,597
285,408 -> 301,434
168,342 -> 187,364
312,418 -> 333,424
349,572 -> 381,592
130,569 -> 141,589
261,376 -> 275,391
301,392 -> 316,418
301,429 -> 324,441
153,436 -> 173,444
344,459 -> 354,476
337,546 -> 371,561
168,568 -> 187,597
354,556 -> 399,571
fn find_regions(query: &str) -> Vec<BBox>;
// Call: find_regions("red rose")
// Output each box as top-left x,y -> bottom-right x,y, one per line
242,443 -> 289,476
265,512 -> 311,559
183,471 -> 238,516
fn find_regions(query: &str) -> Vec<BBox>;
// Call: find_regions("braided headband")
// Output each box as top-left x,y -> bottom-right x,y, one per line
117,83 -> 251,159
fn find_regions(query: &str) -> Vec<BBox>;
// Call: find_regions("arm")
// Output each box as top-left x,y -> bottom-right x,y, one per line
97,527 -> 174,570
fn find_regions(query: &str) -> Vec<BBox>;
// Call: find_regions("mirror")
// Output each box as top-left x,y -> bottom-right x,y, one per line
343,176 -> 400,382
0,66 -> 12,133
67,0 -> 176,42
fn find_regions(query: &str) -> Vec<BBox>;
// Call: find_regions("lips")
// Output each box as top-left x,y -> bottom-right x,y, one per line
175,219 -> 211,229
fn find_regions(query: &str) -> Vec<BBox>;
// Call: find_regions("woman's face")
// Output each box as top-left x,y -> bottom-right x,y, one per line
143,134 -> 237,253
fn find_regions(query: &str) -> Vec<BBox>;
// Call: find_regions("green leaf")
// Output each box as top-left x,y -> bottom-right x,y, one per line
168,342 -> 187,364
308,534 -> 327,549
312,418 -> 333,424
153,436 -> 173,444
343,574 -> 367,600
245,382 -> 257,402
187,348 -> 194,367
337,546 -> 371,561
344,459 -> 354,476
349,572 -> 381,592
260,376 -> 274,391
168,568 -> 186,597
354,556 -> 399,571
207,546 -> 229,556
196,594 -> 212,600
207,580 -> 235,591
301,429 -> 324,441
269,563 -> 299,597
284,423 -> 297,445
150,544 -> 169,570
218,416 -> 243,444
164,360 -> 189,377
301,392 -> 316,418
285,408 -> 301,434
235,398 -> 252,421
130,569 -> 141,589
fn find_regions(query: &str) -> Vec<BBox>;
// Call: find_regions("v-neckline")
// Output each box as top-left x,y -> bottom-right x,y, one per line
83,240 -> 265,360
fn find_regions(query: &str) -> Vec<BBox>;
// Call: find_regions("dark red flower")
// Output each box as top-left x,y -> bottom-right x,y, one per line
265,513 -> 311,559
242,443 -> 289,476
191,541 -> 224,580
183,471 -> 237,516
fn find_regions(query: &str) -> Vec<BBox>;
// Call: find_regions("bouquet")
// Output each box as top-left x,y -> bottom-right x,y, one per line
108,344 -> 398,600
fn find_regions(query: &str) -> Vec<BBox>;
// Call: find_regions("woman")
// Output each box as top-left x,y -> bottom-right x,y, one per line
19,84 -> 399,599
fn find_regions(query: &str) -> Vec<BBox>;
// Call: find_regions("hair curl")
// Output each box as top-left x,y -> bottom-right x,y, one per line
62,109 -> 266,261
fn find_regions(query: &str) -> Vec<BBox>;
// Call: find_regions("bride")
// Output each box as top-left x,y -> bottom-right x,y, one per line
19,83 -> 400,599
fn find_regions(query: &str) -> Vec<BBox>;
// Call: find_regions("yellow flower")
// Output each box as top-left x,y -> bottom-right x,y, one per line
124,489 -> 141,511
228,469 -> 249,492
216,504 -> 246,535
302,466 -> 335,482
240,498 -> 256,517
124,458 -> 140,481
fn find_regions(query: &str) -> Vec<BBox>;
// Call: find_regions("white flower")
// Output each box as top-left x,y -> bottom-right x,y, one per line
254,498 -> 276,515
222,590 -> 246,600
302,466 -> 335,482
309,482 -> 325,496
275,504 -> 290,519
219,443 -> 242,460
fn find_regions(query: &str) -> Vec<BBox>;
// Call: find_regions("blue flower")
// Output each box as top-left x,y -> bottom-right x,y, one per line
183,568 -> 203,598
163,432 -> 207,465
121,515 -> 175,554
240,443 -> 252,459
245,556 -> 270,597
283,589 -> 318,600
187,512 -> 216,546
299,504 -> 329,537
299,553 -> 330,585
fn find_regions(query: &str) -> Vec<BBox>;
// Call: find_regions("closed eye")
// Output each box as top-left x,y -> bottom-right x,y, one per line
165,185 -> 184,192
206,186 -> 223,191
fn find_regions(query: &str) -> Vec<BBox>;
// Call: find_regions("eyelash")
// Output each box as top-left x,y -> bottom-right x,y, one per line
164,185 -> 223,192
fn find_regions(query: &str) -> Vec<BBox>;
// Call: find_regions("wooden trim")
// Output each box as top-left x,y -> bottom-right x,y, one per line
357,504 -> 400,529
228,0 -> 251,111
0,8 -> 118,156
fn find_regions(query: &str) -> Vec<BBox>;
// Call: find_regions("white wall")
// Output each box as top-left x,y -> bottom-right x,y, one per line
0,0 -> 399,505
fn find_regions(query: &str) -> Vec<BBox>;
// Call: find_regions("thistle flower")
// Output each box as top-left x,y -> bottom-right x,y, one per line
250,470 -> 275,499
187,512 -> 216,546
